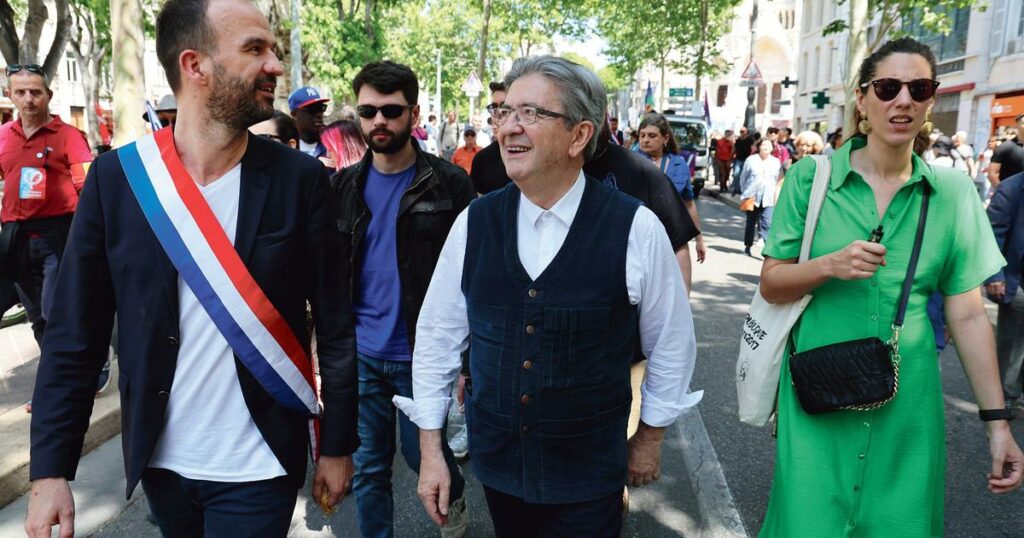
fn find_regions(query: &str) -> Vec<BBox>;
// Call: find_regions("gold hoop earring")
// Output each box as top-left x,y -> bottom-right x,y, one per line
858,119 -> 872,135
920,113 -> 933,137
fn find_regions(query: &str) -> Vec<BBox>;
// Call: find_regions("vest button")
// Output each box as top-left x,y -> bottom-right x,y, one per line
522,360 -> 532,370
521,425 -> 530,434
157,390 -> 169,399
526,324 -> 535,334
167,336 -> 179,346
528,289 -> 538,298
520,394 -> 530,404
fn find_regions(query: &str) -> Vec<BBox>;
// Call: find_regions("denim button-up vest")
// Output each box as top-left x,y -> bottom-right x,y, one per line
461,178 -> 640,504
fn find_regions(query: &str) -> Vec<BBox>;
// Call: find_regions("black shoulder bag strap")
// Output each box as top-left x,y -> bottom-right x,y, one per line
888,181 -> 931,361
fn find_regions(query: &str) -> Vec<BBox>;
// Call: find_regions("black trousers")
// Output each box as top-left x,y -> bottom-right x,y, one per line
483,485 -> 624,538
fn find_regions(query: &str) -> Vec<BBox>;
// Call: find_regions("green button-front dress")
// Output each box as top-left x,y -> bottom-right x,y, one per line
759,138 -> 1005,538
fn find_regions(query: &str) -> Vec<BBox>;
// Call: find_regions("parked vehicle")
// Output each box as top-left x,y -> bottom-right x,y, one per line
665,114 -> 709,197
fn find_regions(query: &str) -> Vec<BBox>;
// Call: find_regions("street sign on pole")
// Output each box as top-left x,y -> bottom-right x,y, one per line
669,88 -> 694,97
739,60 -> 764,87
462,71 -> 484,97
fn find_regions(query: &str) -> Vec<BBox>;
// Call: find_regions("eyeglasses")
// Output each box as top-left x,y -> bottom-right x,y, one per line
465,133 -> 476,137
5,64 -> 44,77
485,102 -> 502,115
491,105 -> 572,126
860,78 -> 940,102
258,133 -> 282,141
356,104 -> 413,119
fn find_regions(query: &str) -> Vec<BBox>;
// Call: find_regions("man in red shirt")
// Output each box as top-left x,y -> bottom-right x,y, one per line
0,65 -> 92,350
714,129 -> 734,191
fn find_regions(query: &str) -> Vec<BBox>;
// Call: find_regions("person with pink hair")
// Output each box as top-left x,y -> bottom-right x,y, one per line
321,119 -> 368,171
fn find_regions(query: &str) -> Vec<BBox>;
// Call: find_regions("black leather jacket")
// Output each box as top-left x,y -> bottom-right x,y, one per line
331,141 -> 476,350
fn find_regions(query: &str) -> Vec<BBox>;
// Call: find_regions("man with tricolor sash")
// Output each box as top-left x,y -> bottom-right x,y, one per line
24,1 -> 359,537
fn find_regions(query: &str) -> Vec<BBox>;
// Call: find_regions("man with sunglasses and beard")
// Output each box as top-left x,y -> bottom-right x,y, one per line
331,60 -> 475,538
24,1 -> 360,536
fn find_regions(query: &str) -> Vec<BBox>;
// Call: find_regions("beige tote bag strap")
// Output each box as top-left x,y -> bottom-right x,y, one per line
797,155 -> 832,263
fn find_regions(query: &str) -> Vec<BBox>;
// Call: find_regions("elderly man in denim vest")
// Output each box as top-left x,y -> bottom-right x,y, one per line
394,56 -> 702,537
986,171 -> 1024,414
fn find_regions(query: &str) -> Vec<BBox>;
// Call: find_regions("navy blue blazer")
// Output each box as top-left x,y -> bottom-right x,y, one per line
986,171 -> 1024,303
29,134 -> 359,497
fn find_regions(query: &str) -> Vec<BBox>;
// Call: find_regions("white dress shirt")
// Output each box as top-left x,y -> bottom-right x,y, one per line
393,172 -> 703,430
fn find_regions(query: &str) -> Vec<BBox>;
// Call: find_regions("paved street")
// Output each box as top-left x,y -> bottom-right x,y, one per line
1,195 -> 1021,536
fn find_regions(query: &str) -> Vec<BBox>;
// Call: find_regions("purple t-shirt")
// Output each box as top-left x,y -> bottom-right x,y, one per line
355,164 -> 416,360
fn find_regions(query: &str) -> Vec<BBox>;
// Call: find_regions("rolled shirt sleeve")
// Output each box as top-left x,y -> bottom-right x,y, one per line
630,207 -> 704,427
392,209 -> 470,430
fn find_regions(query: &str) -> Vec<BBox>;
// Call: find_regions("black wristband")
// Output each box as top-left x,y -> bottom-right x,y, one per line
978,408 -> 1016,422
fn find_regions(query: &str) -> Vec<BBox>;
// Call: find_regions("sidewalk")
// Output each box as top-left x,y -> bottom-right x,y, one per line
0,322 -> 122,509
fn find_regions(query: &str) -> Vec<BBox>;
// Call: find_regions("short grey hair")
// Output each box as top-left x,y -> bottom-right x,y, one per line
503,55 -> 607,160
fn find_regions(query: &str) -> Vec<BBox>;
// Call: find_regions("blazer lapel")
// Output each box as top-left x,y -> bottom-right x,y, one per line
235,134 -> 272,265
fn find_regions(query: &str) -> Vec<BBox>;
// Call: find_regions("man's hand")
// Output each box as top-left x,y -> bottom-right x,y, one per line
986,422 -> 1024,494
626,422 -> 666,487
311,455 -> 354,513
24,478 -> 74,538
417,430 -> 451,526
985,281 -> 1006,302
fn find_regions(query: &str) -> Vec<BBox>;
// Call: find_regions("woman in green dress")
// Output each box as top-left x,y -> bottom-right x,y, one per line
758,37 -> 1024,537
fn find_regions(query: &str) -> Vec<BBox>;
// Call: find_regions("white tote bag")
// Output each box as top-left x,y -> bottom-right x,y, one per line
736,155 -> 831,426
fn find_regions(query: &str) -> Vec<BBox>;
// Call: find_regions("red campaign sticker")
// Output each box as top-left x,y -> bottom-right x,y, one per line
19,167 -> 46,200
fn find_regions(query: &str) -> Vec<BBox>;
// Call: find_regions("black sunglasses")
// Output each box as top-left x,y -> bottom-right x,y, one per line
356,104 -> 413,119
860,78 -> 940,102
5,64 -> 45,77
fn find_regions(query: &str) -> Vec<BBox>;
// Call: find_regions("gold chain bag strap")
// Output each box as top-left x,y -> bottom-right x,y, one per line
787,181 -> 931,415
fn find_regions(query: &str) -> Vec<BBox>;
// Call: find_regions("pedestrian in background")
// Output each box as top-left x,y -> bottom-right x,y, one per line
250,109 -> 300,149
977,135 -> 998,200
758,37 -> 1023,537
985,170 -> 1024,415
289,86 -> 330,159
732,126 -> 754,193
452,127 -> 480,175
739,139 -> 781,256
437,111 -> 460,161
989,113 -> 1024,186
791,130 -> 823,163
714,129 -> 735,191
320,119 -> 368,171
636,113 -> 706,259
333,60 -> 475,538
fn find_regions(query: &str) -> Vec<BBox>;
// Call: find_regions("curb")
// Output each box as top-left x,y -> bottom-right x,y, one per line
0,361 -> 121,509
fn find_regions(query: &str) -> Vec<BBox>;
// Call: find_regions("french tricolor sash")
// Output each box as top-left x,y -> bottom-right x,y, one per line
117,129 -> 321,460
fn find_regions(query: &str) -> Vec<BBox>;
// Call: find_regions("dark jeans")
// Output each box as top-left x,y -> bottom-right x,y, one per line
483,485 -> 624,538
15,236 -> 59,345
352,353 -> 465,538
744,205 -> 773,247
140,468 -> 297,538
715,159 -> 731,190
997,286 -> 1024,401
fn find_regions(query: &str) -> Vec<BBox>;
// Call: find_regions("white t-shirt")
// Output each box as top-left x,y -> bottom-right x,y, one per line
148,164 -> 287,482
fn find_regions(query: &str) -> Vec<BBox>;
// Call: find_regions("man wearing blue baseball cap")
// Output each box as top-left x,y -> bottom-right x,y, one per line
289,86 -> 330,158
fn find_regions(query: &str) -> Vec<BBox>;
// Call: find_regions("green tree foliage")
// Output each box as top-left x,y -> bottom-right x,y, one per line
594,0 -> 739,101
299,0 -> 383,104
379,0 -> 483,115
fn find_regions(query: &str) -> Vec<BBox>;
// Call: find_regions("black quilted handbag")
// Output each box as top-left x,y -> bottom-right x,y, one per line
788,183 -> 930,415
